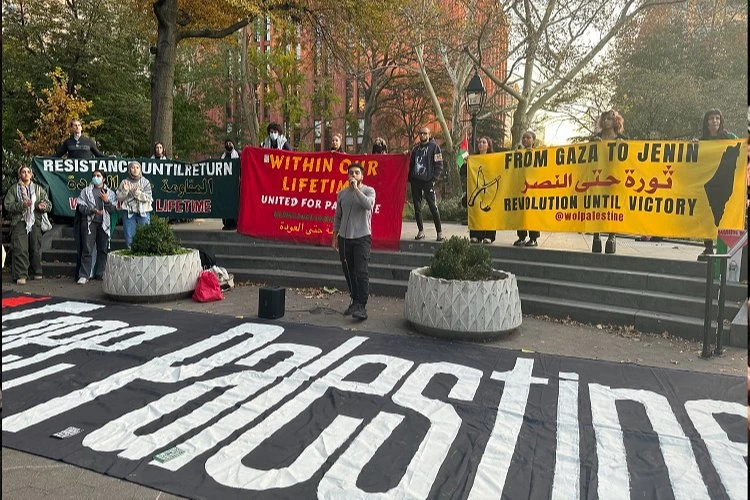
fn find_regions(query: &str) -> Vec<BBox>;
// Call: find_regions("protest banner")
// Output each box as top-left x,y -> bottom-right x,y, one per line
467,139 -> 746,238
237,148 -> 409,250
31,156 -> 240,219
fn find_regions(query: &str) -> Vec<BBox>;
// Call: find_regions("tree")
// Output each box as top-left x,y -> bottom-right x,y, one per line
610,2 -> 747,139
465,0 -> 682,146
16,67 -> 102,157
400,0 -> 510,195
2,0 -> 151,156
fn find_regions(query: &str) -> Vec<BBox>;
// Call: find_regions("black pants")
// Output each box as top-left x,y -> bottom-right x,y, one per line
78,221 -> 110,279
411,180 -> 442,233
471,230 -> 496,241
338,235 -> 371,307
517,230 -> 540,240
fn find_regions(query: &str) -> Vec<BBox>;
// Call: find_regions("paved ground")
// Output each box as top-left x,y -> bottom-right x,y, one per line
2,221 -> 744,500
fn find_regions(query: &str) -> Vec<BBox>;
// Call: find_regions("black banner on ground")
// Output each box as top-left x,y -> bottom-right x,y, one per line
1,292 -> 746,499
31,156 -> 239,219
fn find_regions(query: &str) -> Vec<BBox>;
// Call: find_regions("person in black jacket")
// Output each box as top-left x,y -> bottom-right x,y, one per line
409,127 -> 444,241
54,119 -> 105,159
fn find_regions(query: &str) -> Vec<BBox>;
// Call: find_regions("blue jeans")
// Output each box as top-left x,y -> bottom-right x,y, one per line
122,212 -> 151,248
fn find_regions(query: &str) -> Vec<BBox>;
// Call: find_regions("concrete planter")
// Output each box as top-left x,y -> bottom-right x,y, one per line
405,266 -> 522,340
103,249 -> 201,302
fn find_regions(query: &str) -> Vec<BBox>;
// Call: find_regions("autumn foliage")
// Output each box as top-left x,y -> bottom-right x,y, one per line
16,67 -> 103,157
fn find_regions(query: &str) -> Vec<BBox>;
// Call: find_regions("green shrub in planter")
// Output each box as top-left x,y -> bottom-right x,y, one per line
429,235 -> 494,281
128,215 -> 186,256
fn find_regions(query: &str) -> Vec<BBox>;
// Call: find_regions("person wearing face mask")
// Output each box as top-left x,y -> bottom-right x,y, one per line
222,139 -> 240,159
3,166 -> 51,284
74,170 -> 117,284
261,123 -> 292,150
54,119 -> 105,159
332,162 -> 376,321
116,161 -> 153,248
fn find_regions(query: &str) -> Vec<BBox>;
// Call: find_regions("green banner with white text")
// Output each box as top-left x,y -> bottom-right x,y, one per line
31,156 -> 239,219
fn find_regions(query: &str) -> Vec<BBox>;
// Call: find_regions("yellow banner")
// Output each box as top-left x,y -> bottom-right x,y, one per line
467,140 -> 746,238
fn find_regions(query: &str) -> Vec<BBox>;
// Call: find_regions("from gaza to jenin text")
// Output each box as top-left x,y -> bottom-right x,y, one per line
502,142 -> 700,169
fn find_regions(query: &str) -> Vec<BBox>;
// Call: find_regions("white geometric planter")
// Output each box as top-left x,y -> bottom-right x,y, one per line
405,266 -> 522,340
103,249 -> 202,302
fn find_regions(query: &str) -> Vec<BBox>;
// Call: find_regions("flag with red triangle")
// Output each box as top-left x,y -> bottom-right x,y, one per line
456,135 -> 469,169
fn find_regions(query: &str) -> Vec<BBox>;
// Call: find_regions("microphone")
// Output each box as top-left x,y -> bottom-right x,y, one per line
350,179 -> 357,188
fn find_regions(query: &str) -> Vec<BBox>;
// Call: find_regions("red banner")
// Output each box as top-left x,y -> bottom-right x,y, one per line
237,147 -> 409,250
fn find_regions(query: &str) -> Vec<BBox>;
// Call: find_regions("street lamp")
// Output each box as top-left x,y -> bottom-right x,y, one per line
464,70 -> 486,154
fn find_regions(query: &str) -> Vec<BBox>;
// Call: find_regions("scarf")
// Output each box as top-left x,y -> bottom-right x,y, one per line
17,182 -> 36,234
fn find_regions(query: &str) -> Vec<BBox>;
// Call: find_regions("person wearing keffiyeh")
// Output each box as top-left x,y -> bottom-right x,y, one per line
75,169 -> 117,284
3,166 -> 51,284
116,161 -> 153,248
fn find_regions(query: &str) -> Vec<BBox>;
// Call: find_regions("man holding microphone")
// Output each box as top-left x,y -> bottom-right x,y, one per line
332,162 -> 376,321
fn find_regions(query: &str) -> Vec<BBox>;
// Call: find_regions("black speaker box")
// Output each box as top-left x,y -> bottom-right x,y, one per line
258,286 -> 285,319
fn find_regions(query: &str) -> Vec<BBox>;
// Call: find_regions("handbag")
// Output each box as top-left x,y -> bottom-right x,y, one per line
40,213 -> 52,233
192,270 -> 224,302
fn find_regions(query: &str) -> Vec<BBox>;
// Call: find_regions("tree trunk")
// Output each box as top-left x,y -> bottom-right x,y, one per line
151,0 -> 178,156
239,27 -> 259,146
509,103 -> 529,148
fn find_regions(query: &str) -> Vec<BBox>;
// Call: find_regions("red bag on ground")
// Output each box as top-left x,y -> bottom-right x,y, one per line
193,270 -> 224,302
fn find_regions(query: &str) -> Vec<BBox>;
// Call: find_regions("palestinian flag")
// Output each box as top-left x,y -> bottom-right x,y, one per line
456,135 -> 469,169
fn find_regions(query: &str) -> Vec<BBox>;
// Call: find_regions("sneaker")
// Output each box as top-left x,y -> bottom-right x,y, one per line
415,231 -> 425,240
33,275 -> 43,280
482,238 -> 493,244
16,278 -> 26,285
436,233 -> 444,242
343,302 -> 358,316
352,304 -> 368,320
524,239 -> 538,247
470,237 -> 479,243
77,277 -> 88,285
513,238 -> 526,247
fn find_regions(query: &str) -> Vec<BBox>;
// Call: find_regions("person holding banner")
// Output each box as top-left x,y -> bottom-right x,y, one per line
261,123 -> 292,151
470,136 -> 497,244
409,127 -> 444,241
151,142 -> 168,160
116,161 -> 153,248
3,166 -> 51,284
697,108 -> 738,261
54,119 -> 105,159
331,134 -> 344,153
332,162 -> 376,321
590,110 -> 627,254
372,137 -> 388,154
513,131 -> 541,247
221,139 -> 239,231
75,170 -> 117,284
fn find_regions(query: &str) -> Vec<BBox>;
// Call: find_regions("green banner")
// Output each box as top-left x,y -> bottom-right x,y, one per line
31,156 -> 239,219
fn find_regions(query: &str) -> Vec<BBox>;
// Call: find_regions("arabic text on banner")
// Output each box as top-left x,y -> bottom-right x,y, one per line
467,139 -> 746,238
31,156 -> 240,219
237,147 -> 409,250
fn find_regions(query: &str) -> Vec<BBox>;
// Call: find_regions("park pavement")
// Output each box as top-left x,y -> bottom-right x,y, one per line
2,220 -> 744,500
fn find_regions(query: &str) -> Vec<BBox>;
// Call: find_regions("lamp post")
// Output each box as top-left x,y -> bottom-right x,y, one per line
464,70 -> 486,154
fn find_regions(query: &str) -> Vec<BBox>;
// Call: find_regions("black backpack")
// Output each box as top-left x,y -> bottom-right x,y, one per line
198,247 -> 217,270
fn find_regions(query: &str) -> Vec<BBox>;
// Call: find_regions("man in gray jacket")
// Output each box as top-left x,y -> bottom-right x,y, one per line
332,162 -> 376,320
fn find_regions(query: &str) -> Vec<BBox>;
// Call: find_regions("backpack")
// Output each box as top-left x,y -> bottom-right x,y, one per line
192,270 -> 223,302
198,247 -> 217,269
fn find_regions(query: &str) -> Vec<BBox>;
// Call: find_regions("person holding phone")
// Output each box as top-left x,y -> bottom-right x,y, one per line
75,169 -> 117,284
332,162 -> 376,321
